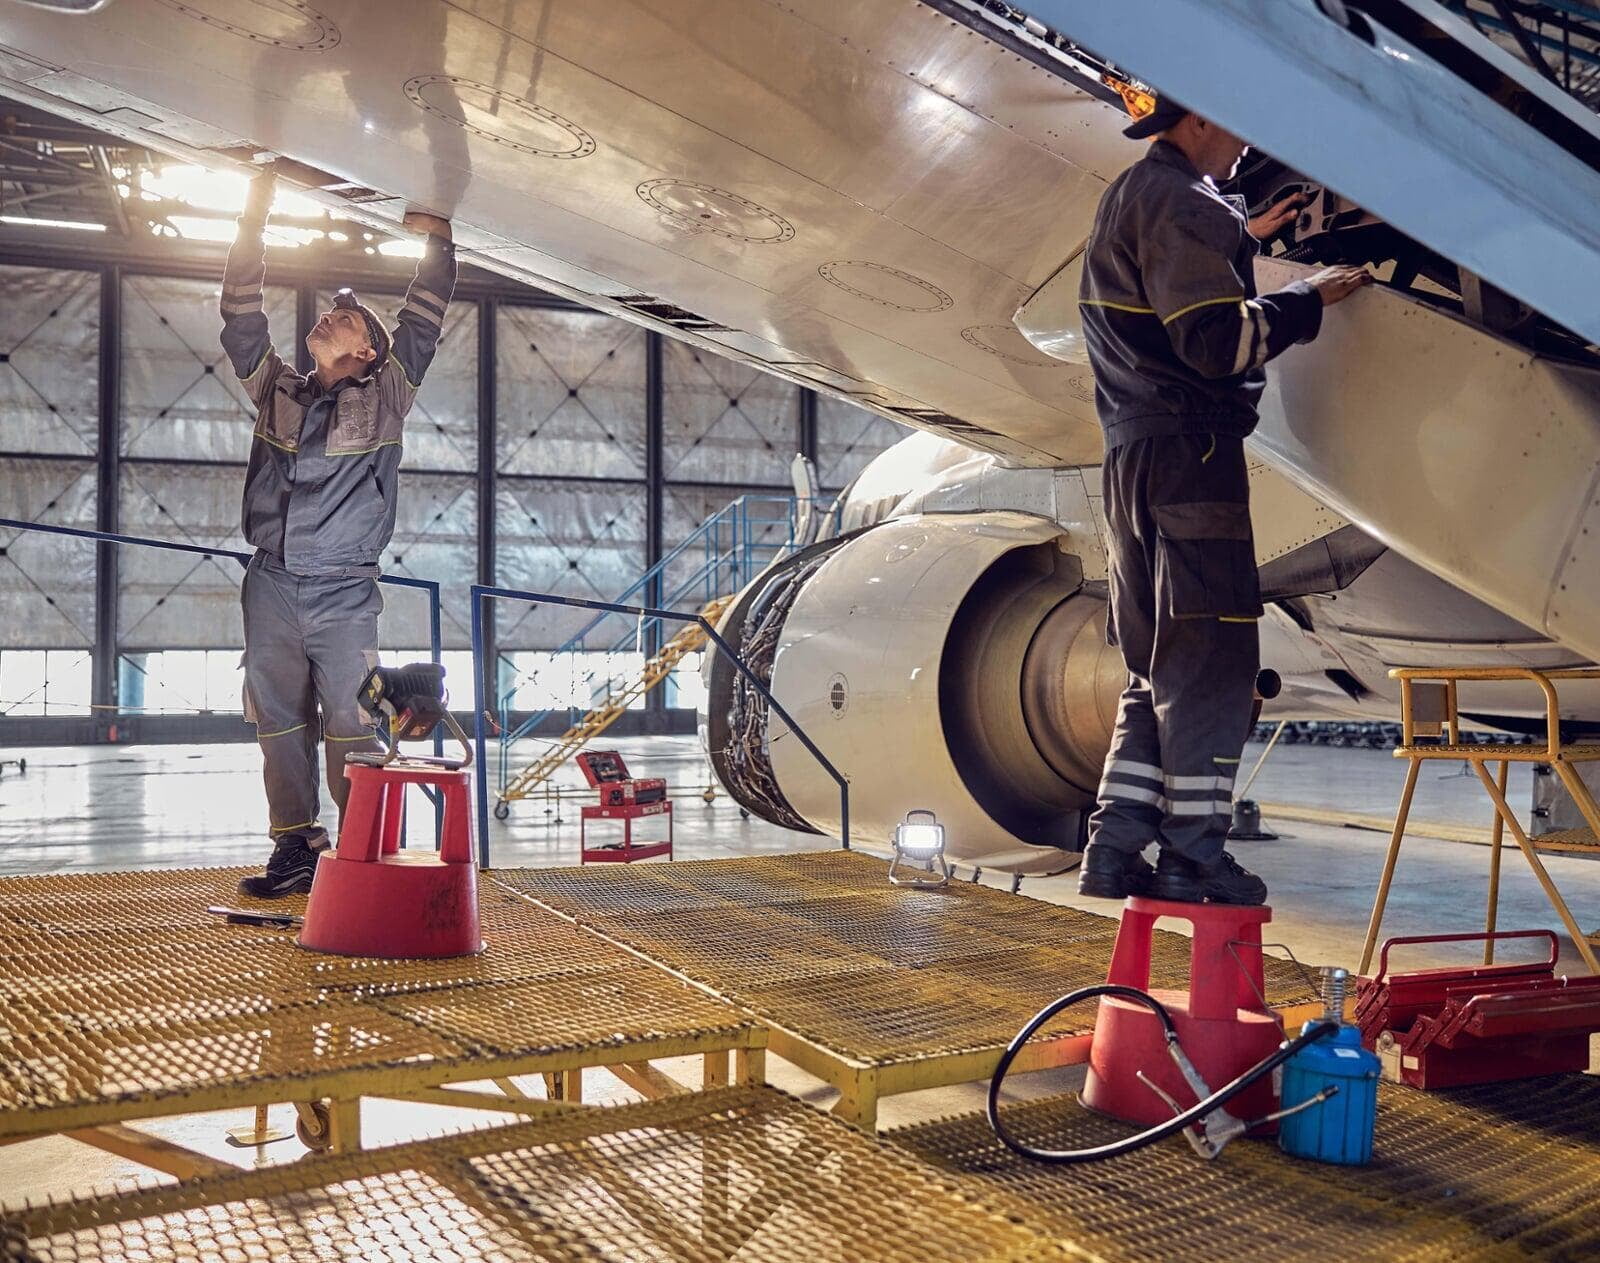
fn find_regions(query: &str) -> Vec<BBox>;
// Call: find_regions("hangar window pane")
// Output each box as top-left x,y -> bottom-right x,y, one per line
663,339 -> 797,486
816,395 -> 907,490
379,472 -> 477,651
496,306 -> 647,480
661,484 -> 796,612
494,479 -> 648,651
503,651 -> 647,713
317,288 -> 478,473
0,265 -> 100,457
122,274 -> 295,462
116,464 -> 246,651
386,649 -> 475,695
0,649 -> 91,716
0,457 -> 98,649
666,651 -> 707,712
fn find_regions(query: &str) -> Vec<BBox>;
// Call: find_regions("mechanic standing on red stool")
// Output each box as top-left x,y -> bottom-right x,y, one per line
219,164 -> 456,897
1075,96 -> 1369,905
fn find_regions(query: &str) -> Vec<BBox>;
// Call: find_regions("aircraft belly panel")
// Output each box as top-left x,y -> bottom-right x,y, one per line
1253,258 -> 1600,667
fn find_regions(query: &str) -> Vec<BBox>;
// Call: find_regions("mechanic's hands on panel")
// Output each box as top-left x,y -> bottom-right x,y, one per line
402,210 -> 452,241
1246,191 -> 1308,242
1307,265 -> 1373,306
244,162 -> 277,219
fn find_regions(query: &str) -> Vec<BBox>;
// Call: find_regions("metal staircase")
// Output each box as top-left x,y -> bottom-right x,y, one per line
492,494 -> 828,818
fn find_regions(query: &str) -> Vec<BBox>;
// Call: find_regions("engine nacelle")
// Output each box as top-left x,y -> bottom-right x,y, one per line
705,512 -> 1124,873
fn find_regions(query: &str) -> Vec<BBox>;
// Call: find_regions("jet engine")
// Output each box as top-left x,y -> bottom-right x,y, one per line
705,512 -> 1125,873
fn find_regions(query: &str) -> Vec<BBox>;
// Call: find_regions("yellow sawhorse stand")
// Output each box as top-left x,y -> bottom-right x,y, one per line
1360,666 -> 1600,976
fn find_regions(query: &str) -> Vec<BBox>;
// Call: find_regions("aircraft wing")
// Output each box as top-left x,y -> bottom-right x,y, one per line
0,0 -> 1140,467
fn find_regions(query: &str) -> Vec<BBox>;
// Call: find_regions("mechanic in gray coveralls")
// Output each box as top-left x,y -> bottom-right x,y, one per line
219,165 -> 456,898
1075,96 -> 1369,905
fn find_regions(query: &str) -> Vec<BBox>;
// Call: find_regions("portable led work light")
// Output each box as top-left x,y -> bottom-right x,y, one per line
889,808 -> 951,888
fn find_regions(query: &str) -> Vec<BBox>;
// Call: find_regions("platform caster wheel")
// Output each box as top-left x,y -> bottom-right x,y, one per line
493,800 -> 510,821
15,758 -> 23,774
295,1101 -> 332,1151
739,808 -> 750,820
701,787 -> 716,804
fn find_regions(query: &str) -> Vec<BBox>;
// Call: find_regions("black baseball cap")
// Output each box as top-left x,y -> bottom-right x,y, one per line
1123,94 -> 1191,139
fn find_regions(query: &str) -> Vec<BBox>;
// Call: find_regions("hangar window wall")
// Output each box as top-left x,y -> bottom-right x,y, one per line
0,254 -> 905,737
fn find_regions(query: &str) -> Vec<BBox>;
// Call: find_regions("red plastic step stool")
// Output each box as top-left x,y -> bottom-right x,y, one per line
1083,897 -> 1283,1130
299,762 -> 483,958
1356,930 -> 1600,1088
576,749 -> 672,864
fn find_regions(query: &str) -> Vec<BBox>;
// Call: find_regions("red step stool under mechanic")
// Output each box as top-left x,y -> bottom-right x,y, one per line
576,750 -> 671,864
300,663 -> 483,959
1083,898 -> 1284,1130
1356,930 -> 1600,1089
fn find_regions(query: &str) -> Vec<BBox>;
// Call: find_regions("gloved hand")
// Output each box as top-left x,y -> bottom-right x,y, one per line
402,209 -> 452,241
243,163 -> 277,225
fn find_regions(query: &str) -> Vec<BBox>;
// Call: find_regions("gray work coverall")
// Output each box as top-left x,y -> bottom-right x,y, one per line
1078,139 -> 1322,863
220,215 -> 456,849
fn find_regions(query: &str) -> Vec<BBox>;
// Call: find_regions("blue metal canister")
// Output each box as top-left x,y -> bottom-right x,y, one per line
1278,1021 -> 1381,1165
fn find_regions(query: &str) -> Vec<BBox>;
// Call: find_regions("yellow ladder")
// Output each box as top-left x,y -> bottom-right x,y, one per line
1360,666 -> 1600,976
498,596 -> 734,808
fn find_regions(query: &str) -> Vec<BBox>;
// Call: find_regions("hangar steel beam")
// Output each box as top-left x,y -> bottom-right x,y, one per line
90,264 -> 118,723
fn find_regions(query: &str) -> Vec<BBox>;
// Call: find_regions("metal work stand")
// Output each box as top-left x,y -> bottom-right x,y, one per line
1360,667 -> 1600,976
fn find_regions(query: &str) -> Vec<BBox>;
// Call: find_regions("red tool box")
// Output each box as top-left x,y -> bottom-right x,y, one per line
575,750 -> 671,864
576,750 -> 667,806
1356,931 -> 1600,1089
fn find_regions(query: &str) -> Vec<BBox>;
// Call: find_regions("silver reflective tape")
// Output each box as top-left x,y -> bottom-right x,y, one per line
1101,782 -> 1164,809
1165,773 -> 1230,793
400,298 -> 442,328
1250,302 -> 1272,369
1230,301 -> 1254,375
1168,798 -> 1223,817
1104,758 -> 1163,783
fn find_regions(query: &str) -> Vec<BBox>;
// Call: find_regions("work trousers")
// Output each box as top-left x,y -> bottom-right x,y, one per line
1089,433 -> 1262,864
241,552 -> 382,849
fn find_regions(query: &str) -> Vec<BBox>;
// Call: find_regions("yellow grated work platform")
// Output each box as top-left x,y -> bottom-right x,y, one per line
0,1086 -> 1087,1263
0,867 -> 764,1170
494,852 -> 1322,1129
891,1074 -> 1600,1261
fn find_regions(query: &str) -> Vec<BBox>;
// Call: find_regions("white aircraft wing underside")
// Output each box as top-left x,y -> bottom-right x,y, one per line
0,0 -> 1142,467
1,0 -> 1598,668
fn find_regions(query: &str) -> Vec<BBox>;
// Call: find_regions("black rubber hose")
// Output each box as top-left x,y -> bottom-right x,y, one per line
986,984 -> 1339,1163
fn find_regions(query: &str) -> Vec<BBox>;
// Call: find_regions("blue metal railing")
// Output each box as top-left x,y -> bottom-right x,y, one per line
491,494 -> 832,796
472,583 -> 848,867
0,516 -> 445,841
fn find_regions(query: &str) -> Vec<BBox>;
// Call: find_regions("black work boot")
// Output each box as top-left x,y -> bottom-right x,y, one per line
238,835 -> 323,899
1149,849 -> 1268,906
1077,845 -> 1155,900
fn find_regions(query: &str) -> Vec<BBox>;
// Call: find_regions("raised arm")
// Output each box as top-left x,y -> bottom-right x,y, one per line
219,167 -> 284,405
1140,194 -> 1324,381
380,211 -> 458,412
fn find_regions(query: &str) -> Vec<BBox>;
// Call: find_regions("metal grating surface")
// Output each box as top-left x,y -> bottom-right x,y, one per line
495,854 -> 1321,1064
0,867 -> 755,1134
1398,742 -> 1600,762
2,1088 -> 1086,1263
892,1075 -> 1600,1262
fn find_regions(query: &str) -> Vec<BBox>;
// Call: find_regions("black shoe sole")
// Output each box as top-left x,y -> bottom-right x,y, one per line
1078,871 -> 1154,900
237,871 -> 315,899
1147,875 -> 1204,903
1077,872 -> 1134,900
1148,875 -> 1266,906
